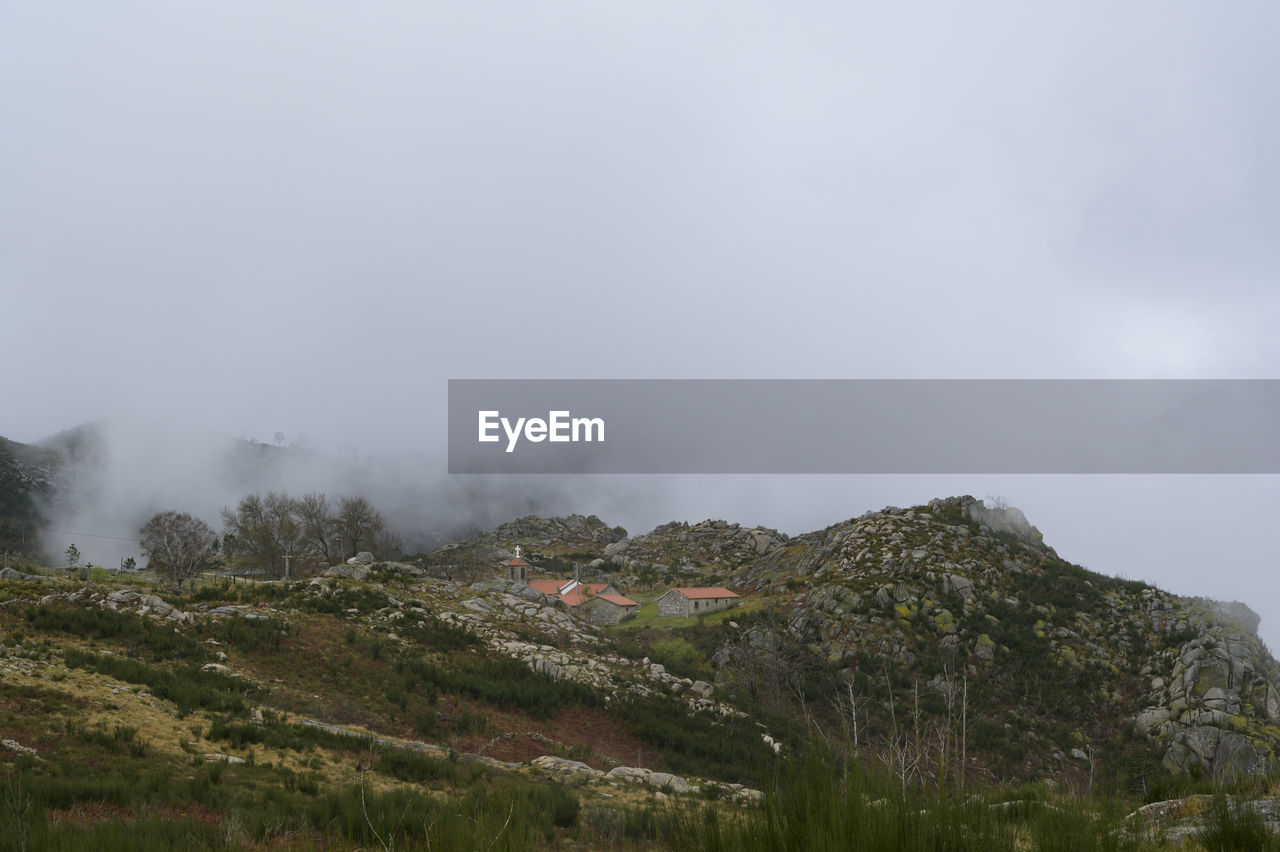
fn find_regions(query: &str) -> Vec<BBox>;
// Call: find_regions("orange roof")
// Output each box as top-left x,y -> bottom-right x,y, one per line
595,592 -> 639,608
506,557 -> 530,567
526,580 -> 620,607
558,583 -> 613,607
672,587 -> 739,599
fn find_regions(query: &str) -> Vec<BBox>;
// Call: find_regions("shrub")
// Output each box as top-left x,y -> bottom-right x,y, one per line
64,649 -> 252,716
1198,794 -> 1279,852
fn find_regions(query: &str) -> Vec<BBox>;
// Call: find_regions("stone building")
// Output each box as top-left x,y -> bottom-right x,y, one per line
582,592 -> 641,625
527,578 -> 639,623
505,545 -> 530,584
656,587 -> 740,618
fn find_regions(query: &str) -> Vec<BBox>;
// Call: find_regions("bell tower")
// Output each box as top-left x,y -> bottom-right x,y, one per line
506,545 -> 529,585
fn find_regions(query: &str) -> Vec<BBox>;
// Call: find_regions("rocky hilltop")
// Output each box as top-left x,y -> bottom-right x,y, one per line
411,497 -> 1280,783
472,514 -> 628,554
722,496 -> 1280,780
4,477 -> 1279,788
601,519 -> 789,575
5,494 -> 1280,847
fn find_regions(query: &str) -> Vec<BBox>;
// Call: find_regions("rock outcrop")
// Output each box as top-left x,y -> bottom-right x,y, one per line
727,495 -> 1280,781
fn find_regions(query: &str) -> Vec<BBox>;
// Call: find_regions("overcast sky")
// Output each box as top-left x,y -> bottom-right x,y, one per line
4,5 -> 1280,641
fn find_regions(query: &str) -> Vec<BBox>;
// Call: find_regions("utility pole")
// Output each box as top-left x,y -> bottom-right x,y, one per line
283,552 -> 291,581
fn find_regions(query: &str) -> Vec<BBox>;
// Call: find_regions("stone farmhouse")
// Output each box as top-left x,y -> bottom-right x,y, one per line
656,587 -> 740,618
504,549 -> 639,625
527,578 -> 640,625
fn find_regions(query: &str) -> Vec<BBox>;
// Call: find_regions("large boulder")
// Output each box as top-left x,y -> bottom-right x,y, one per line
324,563 -> 369,580
963,501 -> 1043,544
0,567 -> 50,583
531,755 -> 603,778
1200,600 -> 1262,636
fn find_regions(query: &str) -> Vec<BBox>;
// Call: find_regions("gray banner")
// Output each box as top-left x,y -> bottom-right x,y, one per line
447,380 -> 1280,474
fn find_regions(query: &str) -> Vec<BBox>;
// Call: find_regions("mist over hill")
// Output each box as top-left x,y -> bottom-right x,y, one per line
6,439 -> 1280,845
0,419 -> 626,567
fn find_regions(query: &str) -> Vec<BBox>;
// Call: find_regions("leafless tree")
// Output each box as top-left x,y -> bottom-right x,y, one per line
880,663 -> 925,800
221,492 -> 302,578
296,492 -> 335,562
139,511 -> 216,587
224,491 -> 391,575
336,496 -> 386,557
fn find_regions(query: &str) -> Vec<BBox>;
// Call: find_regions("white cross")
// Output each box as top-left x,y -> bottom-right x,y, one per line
514,545 -> 521,558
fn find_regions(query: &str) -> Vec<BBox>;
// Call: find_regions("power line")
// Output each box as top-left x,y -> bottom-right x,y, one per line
37,526 -> 138,543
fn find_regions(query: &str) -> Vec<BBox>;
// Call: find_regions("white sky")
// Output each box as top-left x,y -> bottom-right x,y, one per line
4,4 -> 1280,643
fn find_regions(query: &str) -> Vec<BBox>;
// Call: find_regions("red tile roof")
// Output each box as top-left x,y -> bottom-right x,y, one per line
672,587 -> 739,599
525,580 -> 621,608
557,584 -> 612,607
506,557 -> 530,567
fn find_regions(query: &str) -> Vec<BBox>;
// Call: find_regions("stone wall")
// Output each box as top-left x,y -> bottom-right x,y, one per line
691,596 -> 737,615
656,592 -> 738,618
585,598 -> 633,625
657,591 -> 689,617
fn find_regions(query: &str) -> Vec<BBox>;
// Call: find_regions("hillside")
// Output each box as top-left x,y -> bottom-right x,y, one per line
4,496 -> 1280,848
442,497 -> 1280,785
0,436 -> 61,554
729,496 -> 1280,782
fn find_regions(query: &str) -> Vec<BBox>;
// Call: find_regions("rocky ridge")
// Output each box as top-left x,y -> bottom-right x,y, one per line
728,496 -> 1280,780
601,519 -> 789,575
461,514 -> 627,555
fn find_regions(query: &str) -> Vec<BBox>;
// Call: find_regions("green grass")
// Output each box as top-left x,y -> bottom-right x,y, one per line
611,694 -> 776,787
609,598 -> 759,631
0,760 -> 581,852
22,603 -> 204,661
1197,793 -> 1280,852
645,751 -> 1155,852
63,648 -> 254,717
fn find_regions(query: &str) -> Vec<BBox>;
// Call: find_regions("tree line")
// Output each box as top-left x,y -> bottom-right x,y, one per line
135,492 -> 393,586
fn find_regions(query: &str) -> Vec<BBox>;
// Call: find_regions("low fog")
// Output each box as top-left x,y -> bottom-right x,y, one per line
31,418 -> 1280,652
33,416 -> 671,569
4,8 -> 1280,644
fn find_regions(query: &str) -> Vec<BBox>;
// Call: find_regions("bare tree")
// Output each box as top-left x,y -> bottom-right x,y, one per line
336,496 -> 386,558
223,491 -> 391,576
296,492 -> 335,562
139,511 -> 216,587
265,492 -> 303,571
221,492 -> 302,578
880,663 -> 925,800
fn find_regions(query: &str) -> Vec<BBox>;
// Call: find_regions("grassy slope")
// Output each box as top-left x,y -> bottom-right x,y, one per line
0,572 -> 777,850
4,556 -> 1280,850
